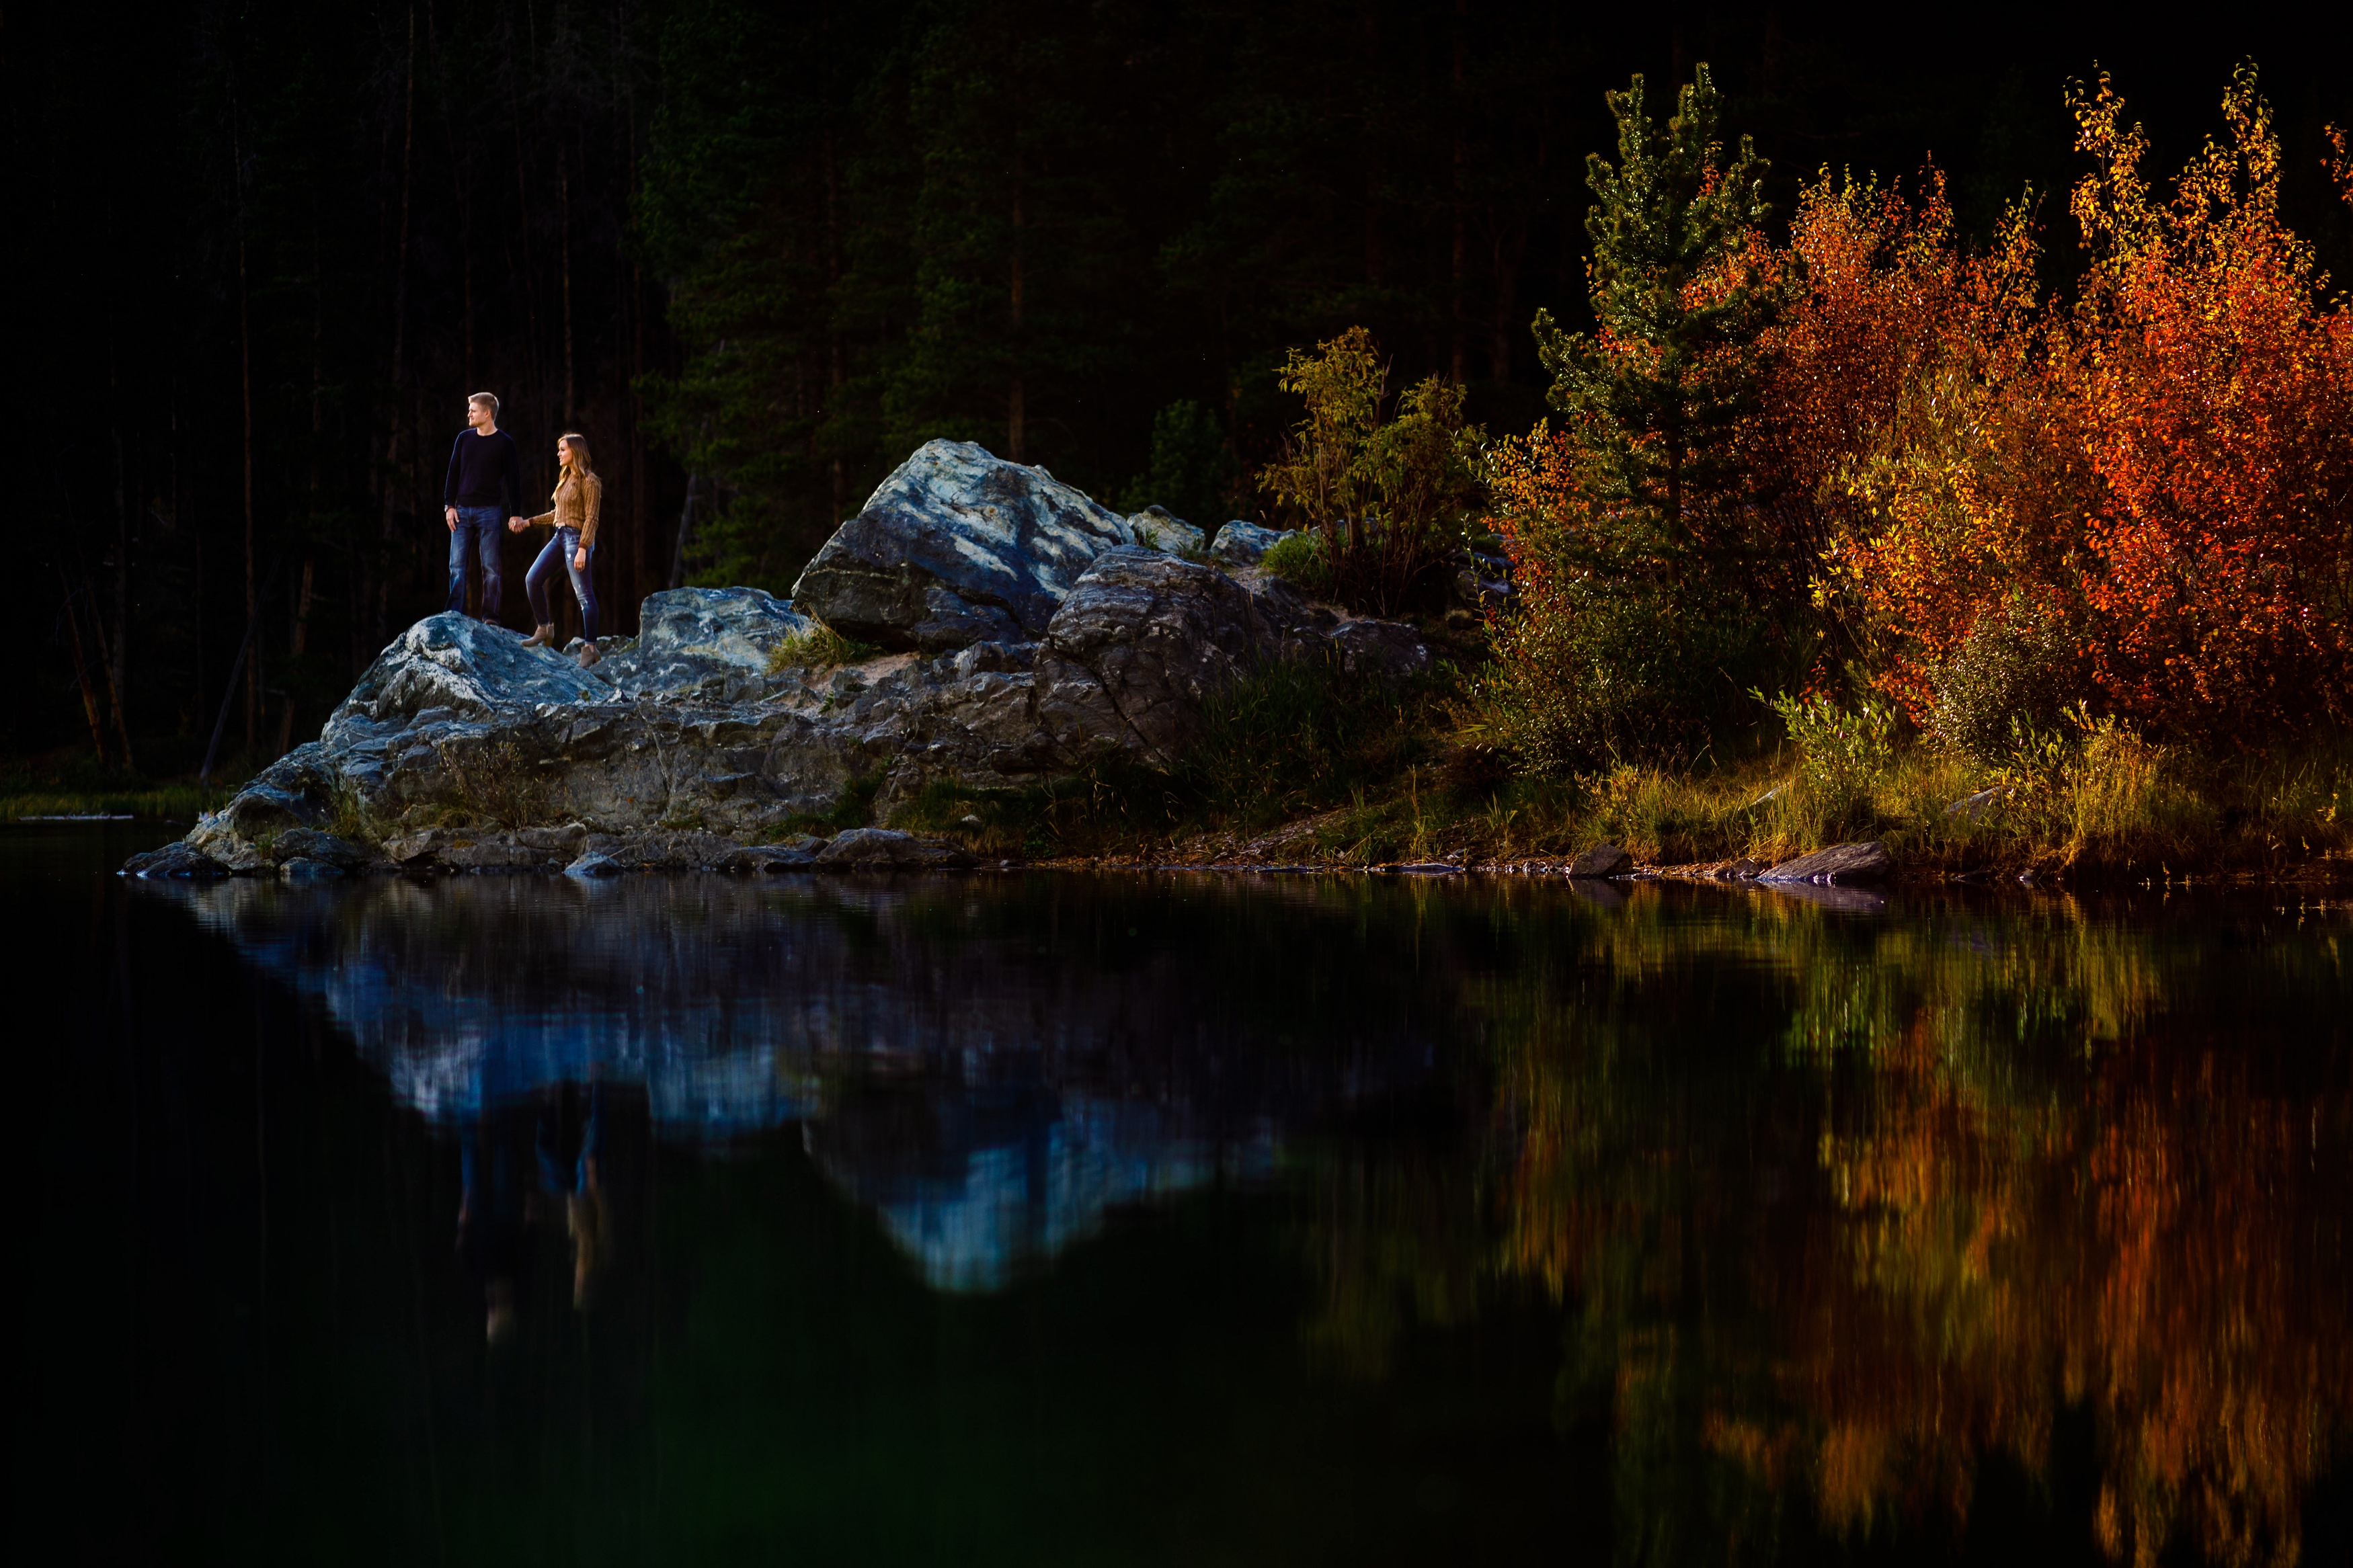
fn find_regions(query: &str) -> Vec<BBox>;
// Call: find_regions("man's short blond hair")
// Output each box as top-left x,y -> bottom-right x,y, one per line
469,392 -> 500,415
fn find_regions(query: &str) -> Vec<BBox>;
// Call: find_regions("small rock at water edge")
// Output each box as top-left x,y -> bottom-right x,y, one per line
1568,843 -> 1632,879
120,842 -> 230,879
813,828 -> 971,870
1759,841 -> 1892,884
272,827 -> 374,868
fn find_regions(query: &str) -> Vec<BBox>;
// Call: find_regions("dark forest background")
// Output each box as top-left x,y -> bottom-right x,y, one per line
6,1 -> 2350,781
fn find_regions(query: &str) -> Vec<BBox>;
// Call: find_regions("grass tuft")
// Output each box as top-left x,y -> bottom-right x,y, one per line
767,624 -> 882,674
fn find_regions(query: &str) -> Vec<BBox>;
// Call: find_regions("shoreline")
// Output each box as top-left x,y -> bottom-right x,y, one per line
69,805 -> 2351,895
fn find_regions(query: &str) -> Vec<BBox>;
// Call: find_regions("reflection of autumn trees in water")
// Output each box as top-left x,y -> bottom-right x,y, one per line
1308,887 -> 2351,1565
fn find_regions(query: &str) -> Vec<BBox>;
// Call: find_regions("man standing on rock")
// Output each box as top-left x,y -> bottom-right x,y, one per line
442,393 -> 526,622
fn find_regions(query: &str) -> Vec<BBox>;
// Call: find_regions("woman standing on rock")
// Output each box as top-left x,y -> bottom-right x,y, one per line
512,433 -> 605,666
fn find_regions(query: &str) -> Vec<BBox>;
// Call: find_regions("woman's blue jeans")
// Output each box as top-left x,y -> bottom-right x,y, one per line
526,527 -> 598,643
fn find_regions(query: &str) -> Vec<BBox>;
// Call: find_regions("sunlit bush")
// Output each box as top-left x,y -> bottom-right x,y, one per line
1254,326 -> 1485,614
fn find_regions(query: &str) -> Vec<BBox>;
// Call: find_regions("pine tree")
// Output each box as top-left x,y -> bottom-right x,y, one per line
1531,65 -> 1780,556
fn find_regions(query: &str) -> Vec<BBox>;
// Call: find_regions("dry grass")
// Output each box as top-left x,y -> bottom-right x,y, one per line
766,624 -> 882,674
1310,729 -> 2352,879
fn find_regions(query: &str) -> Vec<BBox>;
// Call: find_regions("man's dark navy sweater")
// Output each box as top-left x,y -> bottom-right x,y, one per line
444,428 -> 524,513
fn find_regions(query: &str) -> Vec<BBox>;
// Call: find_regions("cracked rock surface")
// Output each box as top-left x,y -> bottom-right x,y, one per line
791,438 -> 1211,650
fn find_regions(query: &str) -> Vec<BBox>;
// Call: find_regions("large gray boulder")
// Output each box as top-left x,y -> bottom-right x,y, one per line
596,587 -> 817,699
1034,548 -> 1297,764
119,841 -> 229,878
791,440 -> 1197,652
1122,505 -> 1205,555
1209,520 -> 1289,566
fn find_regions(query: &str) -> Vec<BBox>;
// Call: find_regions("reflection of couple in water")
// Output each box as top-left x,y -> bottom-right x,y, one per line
455,1081 -> 608,1344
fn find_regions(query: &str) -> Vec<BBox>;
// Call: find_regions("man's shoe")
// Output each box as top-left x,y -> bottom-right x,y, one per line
522,624 -> 556,649
575,641 -> 601,668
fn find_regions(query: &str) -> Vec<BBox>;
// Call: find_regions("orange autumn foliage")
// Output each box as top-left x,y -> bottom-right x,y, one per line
2055,71 -> 2353,731
1829,69 -> 2353,741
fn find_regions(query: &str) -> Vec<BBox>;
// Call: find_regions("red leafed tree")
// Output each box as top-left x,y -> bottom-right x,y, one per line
1831,69 -> 2353,742
2052,68 -> 2353,735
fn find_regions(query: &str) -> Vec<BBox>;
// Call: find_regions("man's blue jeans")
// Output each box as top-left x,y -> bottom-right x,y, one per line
447,506 -> 506,618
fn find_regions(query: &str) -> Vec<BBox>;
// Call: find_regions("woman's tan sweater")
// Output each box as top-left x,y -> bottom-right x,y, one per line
525,467 -> 604,549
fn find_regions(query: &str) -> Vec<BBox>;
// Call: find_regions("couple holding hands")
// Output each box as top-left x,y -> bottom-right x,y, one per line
442,391 -> 606,668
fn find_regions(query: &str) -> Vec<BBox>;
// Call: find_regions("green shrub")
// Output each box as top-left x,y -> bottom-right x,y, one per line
1481,575 -> 1770,772
1259,530 -> 1335,597
762,770 -> 883,837
1767,690 -> 1897,804
1254,327 -> 1485,613
1929,598 -> 2078,765
1168,651 -> 1441,831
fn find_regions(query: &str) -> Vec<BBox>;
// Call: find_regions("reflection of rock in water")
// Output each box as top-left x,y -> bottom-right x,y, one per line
143,872 -> 1408,1290
806,1083 -> 1273,1291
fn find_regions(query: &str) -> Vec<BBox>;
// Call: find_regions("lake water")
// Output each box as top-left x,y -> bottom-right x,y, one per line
11,823 -> 2350,1565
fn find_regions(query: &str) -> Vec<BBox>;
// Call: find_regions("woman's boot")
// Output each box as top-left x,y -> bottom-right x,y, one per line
522,624 -> 556,649
575,640 -> 600,668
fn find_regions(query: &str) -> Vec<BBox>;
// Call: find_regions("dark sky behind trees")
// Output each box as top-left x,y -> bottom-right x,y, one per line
6,0 -> 2349,772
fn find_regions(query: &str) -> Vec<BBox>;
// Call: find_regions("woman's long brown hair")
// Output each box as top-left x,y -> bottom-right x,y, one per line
559,432 -> 596,479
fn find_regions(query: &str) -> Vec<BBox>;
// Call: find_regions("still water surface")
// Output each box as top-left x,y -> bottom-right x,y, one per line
10,825 -> 2350,1565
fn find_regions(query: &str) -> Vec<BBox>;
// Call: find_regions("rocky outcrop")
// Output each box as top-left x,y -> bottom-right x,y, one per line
138,440 -> 1431,878
813,827 -> 971,869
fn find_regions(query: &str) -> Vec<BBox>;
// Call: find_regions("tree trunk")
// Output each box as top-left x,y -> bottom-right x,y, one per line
58,570 -> 111,766
1361,13 -> 1382,289
378,2 -> 418,640
631,262 -> 649,628
239,230 -> 258,755
461,143 -> 477,387
1008,145 -> 1026,463
559,145 -> 575,421
825,126 -> 847,520
1449,2 -> 1468,384
670,471 -> 698,589
622,34 -> 647,632
110,419 -> 136,768
510,51 -> 541,436
274,557 -> 316,757
1488,220 -> 1526,382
